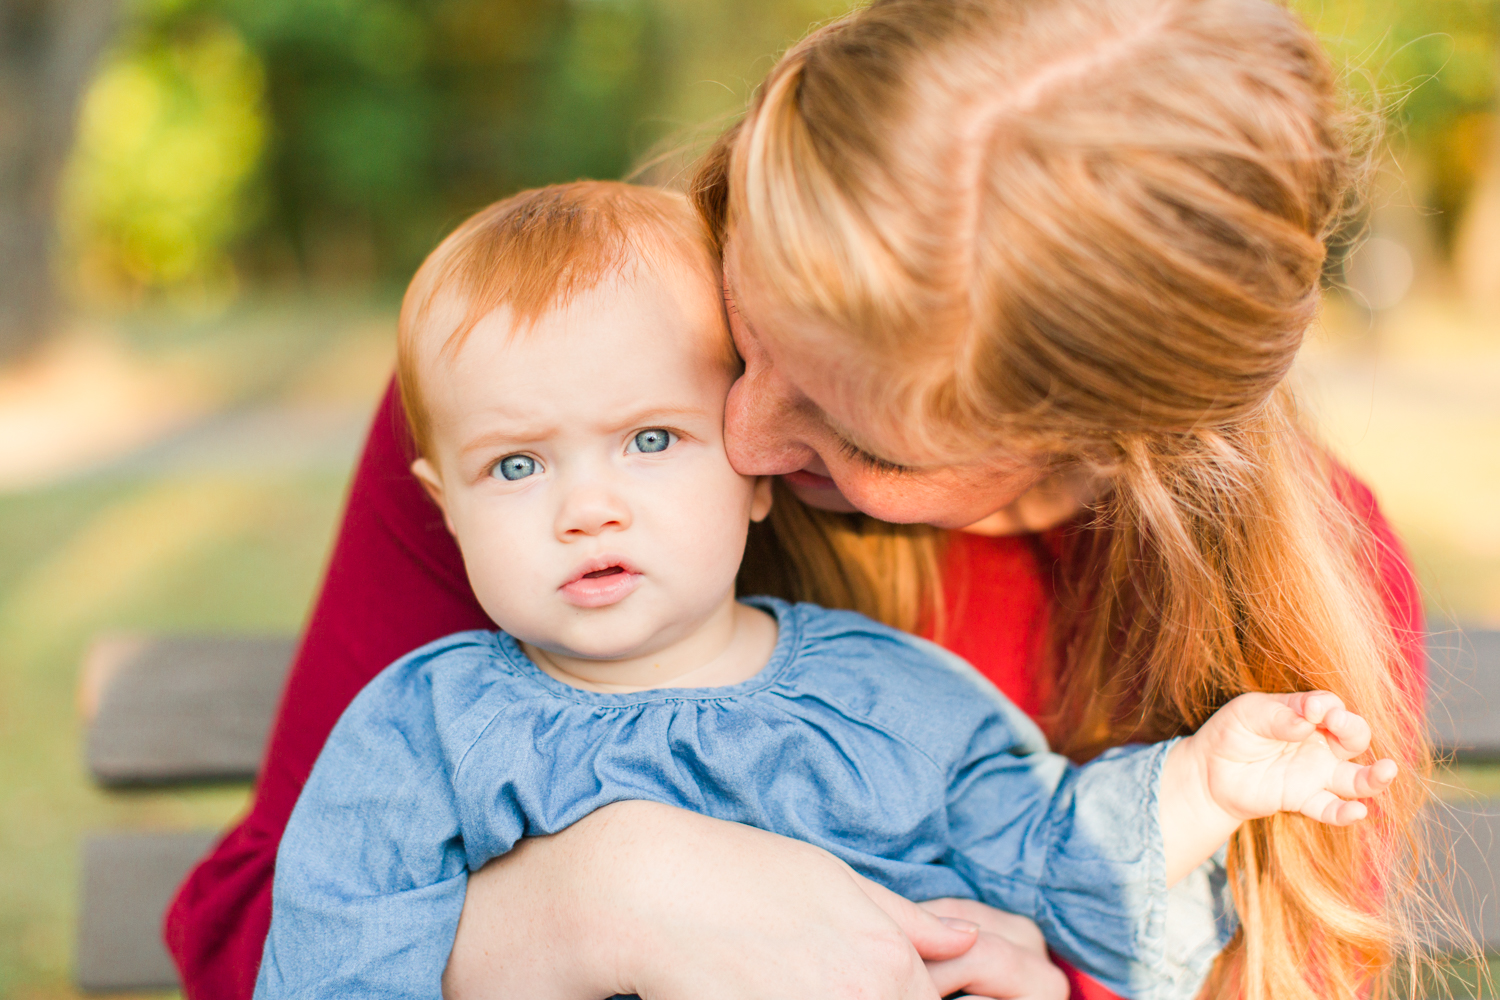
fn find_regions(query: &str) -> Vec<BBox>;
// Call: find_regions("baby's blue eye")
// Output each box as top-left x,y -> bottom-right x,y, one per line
630,429 -> 674,454
493,455 -> 537,481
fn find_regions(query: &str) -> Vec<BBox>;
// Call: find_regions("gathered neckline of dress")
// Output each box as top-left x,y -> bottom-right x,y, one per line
483,595 -> 803,708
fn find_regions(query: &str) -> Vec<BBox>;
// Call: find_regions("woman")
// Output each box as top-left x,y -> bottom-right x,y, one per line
167,1 -> 1430,998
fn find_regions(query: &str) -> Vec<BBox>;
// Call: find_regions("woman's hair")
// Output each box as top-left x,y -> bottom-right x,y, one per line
707,1 -> 1447,996
738,478 -> 950,639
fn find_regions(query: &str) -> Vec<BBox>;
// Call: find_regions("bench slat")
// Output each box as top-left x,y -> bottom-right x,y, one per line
77,628 -> 1500,788
76,830 -> 217,991
1428,629 -> 1500,762
1427,803 -> 1500,953
86,635 -> 295,786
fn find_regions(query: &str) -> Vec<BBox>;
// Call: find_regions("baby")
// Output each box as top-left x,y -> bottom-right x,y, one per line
254,182 -> 1396,1000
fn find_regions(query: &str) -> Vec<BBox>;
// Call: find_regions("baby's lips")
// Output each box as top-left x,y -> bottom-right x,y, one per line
558,560 -> 643,608
561,554 -> 641,587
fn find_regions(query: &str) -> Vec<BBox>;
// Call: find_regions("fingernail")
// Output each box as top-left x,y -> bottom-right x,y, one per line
939,917 -> 979,933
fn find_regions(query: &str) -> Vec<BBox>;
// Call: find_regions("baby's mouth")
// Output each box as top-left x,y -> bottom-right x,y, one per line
560,560 -> 642,608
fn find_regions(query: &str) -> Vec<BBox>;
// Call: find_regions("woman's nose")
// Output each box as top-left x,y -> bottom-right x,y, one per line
554,482 -> 632,540
723,354 -> 819,476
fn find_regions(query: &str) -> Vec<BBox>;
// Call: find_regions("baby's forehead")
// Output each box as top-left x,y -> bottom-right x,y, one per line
415,271 -> 737,453
419,260 -> 734,378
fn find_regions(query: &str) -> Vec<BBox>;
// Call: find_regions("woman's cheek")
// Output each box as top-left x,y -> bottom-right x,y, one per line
829,473 -> 945,525
834,472 -> 1016,529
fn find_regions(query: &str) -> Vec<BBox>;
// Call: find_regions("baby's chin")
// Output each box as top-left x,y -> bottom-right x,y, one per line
521,622 -> 680,664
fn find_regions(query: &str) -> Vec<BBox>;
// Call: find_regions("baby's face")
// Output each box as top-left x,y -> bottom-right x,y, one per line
412,265 -> 770,662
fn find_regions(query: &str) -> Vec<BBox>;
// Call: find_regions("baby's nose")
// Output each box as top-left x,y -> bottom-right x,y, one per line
554,483 -> 632,538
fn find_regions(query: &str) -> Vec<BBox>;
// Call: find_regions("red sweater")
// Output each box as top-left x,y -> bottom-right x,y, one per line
165,381 -> 1423,1000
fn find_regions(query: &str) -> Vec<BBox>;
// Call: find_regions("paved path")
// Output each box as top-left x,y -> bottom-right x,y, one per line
54,404 -> 371,488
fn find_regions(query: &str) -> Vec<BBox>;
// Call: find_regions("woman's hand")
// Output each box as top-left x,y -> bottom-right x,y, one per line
443,800 -> 980,1000
920,898 -> 1069,1000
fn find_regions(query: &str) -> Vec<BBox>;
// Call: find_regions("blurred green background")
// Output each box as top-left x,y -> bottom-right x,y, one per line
0,0 -> 1497,996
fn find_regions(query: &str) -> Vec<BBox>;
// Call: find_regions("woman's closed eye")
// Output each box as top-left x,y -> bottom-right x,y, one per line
627,429 -> 677,455
492,454 -> 540,481
835,435 -> 912,475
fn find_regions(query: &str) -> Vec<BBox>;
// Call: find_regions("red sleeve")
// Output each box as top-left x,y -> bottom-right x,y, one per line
1329,463 -> 1426,696
164,380 -> 492,999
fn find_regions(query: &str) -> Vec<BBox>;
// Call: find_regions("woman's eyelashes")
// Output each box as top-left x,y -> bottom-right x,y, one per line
491,454 -> 539,481
627,428 -> 677,454
835,435 -> 911,475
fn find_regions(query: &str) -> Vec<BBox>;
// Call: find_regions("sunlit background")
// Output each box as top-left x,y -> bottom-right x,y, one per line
0,0 -> 1496,995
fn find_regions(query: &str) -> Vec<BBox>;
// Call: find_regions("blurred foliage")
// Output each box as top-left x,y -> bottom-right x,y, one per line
58,20 -> 267,303
1296,0 -> 1499,246
56,0 -> 1497,304
219,0 -> 673,283
57,0 -> 854,304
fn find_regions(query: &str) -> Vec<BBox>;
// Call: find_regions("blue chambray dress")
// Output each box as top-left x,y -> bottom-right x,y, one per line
255,597 -> 1235,1000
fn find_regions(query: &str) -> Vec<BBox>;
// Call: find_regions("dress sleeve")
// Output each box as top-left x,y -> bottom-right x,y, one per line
254,661 -> 473,1000
166,379 -> 493,1000
942,716 -> 1231,1000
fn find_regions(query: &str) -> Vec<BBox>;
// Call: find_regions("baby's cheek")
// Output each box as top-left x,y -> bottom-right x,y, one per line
457,520 -> 539,624
697,494 -> 759,580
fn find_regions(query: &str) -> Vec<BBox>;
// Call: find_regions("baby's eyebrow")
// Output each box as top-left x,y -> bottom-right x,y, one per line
606,404 -> 714,429
455,405 -> 714,457
457,423 -> 557,456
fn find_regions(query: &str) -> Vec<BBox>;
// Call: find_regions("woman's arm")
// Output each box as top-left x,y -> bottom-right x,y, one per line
444,801 -> 989,1000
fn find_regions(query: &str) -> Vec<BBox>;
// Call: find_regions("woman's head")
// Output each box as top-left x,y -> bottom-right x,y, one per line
698,0 -> 1353,527
706,3 -> 1446,998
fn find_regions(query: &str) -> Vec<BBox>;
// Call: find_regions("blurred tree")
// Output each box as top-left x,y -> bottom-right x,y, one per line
1298,0 -> 1500,250
69,0 -> 675,293
44,0 -> 1500,313
213,0 -> 665,283
0,0 -> 120,359
58,0 -> 853,305
59,17 -> 266,301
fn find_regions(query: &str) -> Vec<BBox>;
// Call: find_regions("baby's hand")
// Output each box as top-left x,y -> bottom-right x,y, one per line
1187,691 -> 1398,826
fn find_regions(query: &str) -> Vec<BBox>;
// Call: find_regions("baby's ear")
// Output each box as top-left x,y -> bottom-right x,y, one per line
410,458 -> 457,536
749,476 -> 774,523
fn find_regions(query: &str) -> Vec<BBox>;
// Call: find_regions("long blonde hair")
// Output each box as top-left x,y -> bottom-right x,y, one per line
704,1 -> 1443,997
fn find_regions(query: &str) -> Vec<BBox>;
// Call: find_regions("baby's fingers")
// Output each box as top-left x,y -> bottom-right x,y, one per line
1327,757 -> 1398,800
1278,690 -> 1345,726
1319,705 -> 1373,759
1297,759 -> 1396,825
1261,702 -> 1317,744
1300,789 -> 1370,826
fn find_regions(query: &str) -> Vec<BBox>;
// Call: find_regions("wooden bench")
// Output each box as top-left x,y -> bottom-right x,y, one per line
1426,626 -> 1500,761
76,635 -> 294,992
75,627 -> 1500,991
